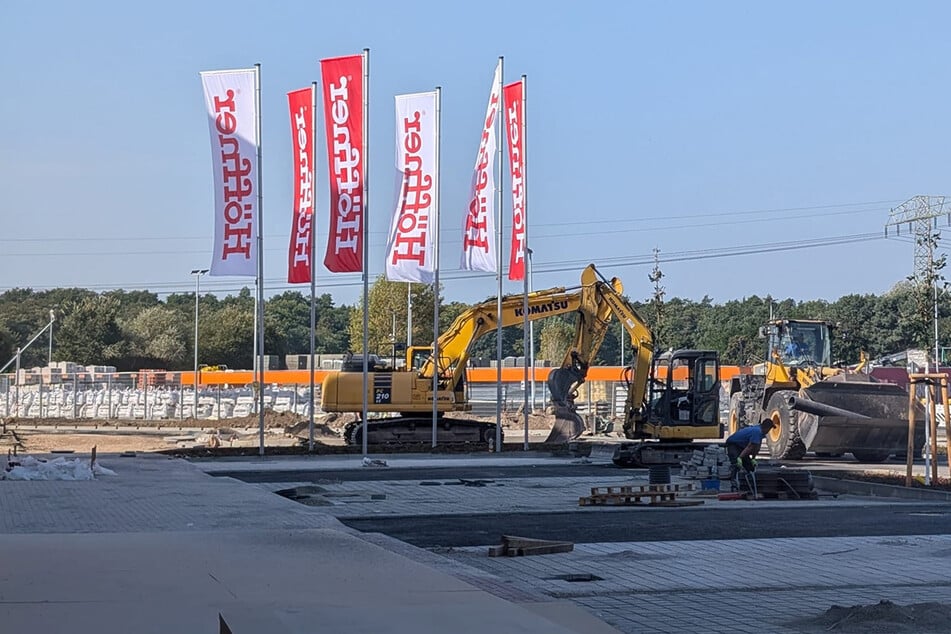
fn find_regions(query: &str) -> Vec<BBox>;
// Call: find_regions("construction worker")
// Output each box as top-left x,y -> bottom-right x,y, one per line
725,420 -> 775,490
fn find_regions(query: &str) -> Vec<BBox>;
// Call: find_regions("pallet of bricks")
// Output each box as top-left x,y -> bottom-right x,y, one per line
579,483 -> 703,507
680,445 -> 731,482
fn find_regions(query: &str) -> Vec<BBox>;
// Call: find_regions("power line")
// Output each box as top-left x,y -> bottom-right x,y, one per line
0,198 -> 899,247
0,204 -> 893,259
0,231 -> 889,296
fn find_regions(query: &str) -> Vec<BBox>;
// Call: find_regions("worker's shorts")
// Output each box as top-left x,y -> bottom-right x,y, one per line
725,443 -> 755,473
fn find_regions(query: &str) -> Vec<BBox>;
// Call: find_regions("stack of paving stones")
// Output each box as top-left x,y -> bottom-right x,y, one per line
680,445 -> 731,480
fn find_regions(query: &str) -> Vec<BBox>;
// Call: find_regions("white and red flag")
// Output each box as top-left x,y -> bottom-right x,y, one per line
200,68 -> 259,277
320,55 -> 364,273
503,80 -> 526,282
287,87 -> 315,284
385,91 -> 438,283
461,62 -> 501,272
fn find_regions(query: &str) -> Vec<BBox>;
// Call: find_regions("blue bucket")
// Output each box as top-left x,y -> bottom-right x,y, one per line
701,478 -> 720,491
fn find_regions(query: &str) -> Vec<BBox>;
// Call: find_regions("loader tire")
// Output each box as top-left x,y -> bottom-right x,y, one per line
728,393 -> 745,436
765,391 -> 807,460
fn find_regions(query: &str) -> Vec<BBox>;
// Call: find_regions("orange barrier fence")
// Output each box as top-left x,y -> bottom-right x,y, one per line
182,365 -> 744,386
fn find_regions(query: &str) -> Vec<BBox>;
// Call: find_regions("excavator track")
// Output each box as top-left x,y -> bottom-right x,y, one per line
344,417 -> 503,447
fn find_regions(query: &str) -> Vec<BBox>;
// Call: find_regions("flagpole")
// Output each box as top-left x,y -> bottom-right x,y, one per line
254,62 -> 266,457
361,48 -> 370,457
432,86 -> 442,448
495,56 -> 504,454
520,74 -> 529,451
309,80 -> 318,452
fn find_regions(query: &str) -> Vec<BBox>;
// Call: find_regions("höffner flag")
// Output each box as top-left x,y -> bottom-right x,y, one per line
286,87 -> 315,284
461,62 -> 501,272
385,91 -> 438,283
320,55 -> 364,273
200,68 -> 259,277
503,80 -> 526,281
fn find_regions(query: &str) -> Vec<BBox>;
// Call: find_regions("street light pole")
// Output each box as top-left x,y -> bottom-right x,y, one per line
191,268 -> 208,418
48,309 -> 55,367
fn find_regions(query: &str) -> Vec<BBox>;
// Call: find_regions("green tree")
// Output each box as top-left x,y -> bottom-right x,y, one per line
125,306 -> 190,369
539,319 -> 575,365
200,304 -> 254,370
267,291 -> 310,355
348,278 -> 436,355
55,296 -> 127,366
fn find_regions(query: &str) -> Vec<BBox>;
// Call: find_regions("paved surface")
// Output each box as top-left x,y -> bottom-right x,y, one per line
2,448 -> 951,634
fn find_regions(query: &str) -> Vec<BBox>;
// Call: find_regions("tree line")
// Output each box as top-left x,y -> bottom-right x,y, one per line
0,276 -> 943,372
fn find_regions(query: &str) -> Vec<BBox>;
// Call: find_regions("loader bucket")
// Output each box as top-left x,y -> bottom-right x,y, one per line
545,406 -> 586,444
795,376 -> 925,461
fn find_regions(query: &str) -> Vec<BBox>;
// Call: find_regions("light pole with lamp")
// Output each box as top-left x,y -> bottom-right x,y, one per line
191,269 -> 208,418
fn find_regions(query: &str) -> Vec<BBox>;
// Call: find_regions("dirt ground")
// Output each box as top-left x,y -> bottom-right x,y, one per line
1,408 -> 569,456
791,599 -> 951,633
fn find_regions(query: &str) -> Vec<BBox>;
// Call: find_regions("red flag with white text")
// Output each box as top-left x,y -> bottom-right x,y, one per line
287,87 -> 315,283
200,68 -> 259,277
461,62 -> 501,272
503,80 -> 526,281
320,55 -> 364,273
386,91 -> 438,283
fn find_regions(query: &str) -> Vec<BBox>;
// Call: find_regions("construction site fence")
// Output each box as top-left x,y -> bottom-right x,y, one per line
0,371 -> 654,423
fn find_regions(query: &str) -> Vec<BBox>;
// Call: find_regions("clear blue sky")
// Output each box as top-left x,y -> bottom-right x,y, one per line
1,1 -> 947,308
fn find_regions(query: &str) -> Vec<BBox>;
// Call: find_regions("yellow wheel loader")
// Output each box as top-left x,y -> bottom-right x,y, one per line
727,319 -> 924,462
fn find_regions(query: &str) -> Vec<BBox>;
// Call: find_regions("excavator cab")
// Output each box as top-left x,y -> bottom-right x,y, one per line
613,349 -> 722,467
648,350 -> 721,428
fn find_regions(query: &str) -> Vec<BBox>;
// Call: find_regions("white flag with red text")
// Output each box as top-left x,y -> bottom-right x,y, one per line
385,91 -> 438,283
200,68 -> 259,277
287,87 -> 315,284
320,55 -> 365,273
503,80 -> 526,282
461,62 -> 501,272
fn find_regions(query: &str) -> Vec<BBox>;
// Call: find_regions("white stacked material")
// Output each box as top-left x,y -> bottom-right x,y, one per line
680,444 -> 729,479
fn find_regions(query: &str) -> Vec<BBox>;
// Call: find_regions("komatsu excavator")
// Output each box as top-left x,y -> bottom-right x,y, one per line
321,264 -> 623,445
322,263 -> 723,452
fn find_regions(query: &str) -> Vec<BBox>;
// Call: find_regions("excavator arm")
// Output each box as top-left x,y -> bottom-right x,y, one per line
416,264 -> 608,389
545,265 -> 654,438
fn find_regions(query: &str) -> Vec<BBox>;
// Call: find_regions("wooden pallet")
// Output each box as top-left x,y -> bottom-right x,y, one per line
487,535 -> 574,557
579,484 -> 704,507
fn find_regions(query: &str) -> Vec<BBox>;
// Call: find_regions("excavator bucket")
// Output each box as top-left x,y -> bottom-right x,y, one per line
793,376 -> 925,462
545,406 -> 586,444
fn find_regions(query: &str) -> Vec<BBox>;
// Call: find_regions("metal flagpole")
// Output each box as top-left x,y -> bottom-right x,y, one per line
520,74 -> 529,451
309,80 -> 318,452
432,87 -> 442,448
407,283 -> 413,348
255,62 -> 266,456
361,48 -> 370,457
495,56 -> 504,453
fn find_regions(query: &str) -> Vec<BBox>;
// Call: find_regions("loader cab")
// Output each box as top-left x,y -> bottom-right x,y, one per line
762,319 -> 832,368
648,350 -> 720,427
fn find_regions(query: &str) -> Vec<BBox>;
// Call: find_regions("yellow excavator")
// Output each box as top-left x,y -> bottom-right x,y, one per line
728,319 -> 924,462
321,264 -> 623,445
543,267 -> 723,467
322,263 -> 723,451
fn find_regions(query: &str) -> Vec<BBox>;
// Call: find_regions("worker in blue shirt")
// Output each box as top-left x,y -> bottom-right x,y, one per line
725,419 -> 775,488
